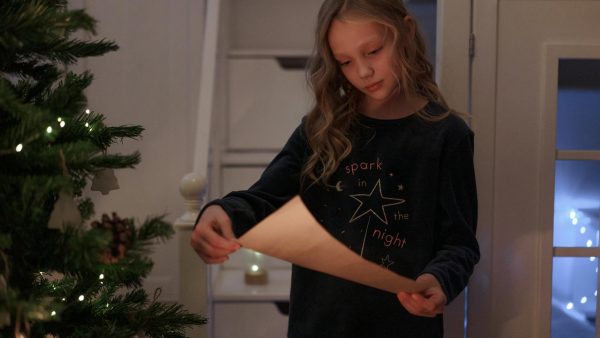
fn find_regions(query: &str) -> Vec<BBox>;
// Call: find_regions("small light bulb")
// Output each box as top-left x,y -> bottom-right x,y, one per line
566,302 -> 574,310
61,298 -> 66,302
99,273 -> 104,280
251,264 -> 259,272
16,144 -> 23,152
89,127 -> 93,132
581,227 -> 587,234
46,126 -> 53,134
570,210 -> 576,219
572,218 -> 579,225
595,290 -> 597,297
85,122 -> 89,127
587,240 -> 593,247
60,121 -> 65,128
85,109 -> 91,114
57,117 -> 62,122
51,310 -> 56,316
78,295 -> 84,301
581,297 -> 588,304
106,303 -> 109,308
590,257 -> 596,262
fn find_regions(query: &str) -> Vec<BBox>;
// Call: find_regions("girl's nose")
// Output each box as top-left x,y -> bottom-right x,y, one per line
357,60 -> 374,79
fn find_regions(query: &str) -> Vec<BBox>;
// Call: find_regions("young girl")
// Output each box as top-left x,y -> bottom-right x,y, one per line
191,0 -> 479,337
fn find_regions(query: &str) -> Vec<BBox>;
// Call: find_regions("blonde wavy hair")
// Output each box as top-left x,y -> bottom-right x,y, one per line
302,0 -> 451,186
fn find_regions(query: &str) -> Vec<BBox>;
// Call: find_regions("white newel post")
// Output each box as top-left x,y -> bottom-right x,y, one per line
174,173 -> 208,338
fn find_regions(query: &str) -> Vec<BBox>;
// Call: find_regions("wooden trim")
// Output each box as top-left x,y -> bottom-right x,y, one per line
467,0 -> 498,337
553,247 -> 600,257
556,150 -> 600,161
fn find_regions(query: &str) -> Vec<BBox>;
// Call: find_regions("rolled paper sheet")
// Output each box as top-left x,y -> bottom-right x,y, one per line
238,195 -> 423,294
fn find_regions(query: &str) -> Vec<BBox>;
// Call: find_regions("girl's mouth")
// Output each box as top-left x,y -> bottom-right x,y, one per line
365,80 -> 383,92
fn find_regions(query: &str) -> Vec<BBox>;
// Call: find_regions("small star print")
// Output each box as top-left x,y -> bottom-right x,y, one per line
381,255 -> 395,268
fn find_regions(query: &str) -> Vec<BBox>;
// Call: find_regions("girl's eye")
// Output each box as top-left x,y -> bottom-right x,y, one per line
339,61 -> 350,67
367,47 -> 382,55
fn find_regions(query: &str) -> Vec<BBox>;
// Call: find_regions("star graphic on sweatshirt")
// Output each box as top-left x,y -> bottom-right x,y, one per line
381,255 -> 395,268
349,179 -> 405,224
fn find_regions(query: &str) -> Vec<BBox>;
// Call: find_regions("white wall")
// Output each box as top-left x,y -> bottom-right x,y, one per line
80,0 -> 206,302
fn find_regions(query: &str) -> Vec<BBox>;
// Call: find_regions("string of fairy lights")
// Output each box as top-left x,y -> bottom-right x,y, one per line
561,209 -> 599,316
14,109 -> 93,154
10,108 -> 112,337
41,271 -> 111,320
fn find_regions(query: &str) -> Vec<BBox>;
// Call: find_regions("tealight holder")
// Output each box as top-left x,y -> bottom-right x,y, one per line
243,248 -> 268,285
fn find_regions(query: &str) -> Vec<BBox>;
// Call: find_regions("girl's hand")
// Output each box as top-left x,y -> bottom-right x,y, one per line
397,273 -> 447,317
190,205 -> 240,264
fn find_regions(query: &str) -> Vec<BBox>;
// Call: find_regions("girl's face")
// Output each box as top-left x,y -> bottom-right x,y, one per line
328,17 -> 398,105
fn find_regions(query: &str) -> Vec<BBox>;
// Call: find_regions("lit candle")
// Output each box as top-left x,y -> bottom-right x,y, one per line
244,249 -> 268,285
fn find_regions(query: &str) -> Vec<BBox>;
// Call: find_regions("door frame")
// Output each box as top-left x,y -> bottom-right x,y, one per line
467,0 -> 498,337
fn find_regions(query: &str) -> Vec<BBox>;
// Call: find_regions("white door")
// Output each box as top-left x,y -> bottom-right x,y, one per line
468,1 -> 600,337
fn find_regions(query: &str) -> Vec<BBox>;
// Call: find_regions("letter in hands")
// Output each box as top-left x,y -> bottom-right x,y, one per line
190,205 -> 241,264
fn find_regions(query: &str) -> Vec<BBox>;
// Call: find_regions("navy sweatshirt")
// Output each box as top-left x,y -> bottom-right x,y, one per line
202,101 -> 480,338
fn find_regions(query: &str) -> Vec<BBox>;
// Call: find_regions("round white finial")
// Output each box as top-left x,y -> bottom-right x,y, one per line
177,173 -> 208,225
179,173 -> 207,201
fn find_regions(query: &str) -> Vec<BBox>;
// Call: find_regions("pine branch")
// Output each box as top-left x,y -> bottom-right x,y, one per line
0,78 -> 55,155
137,216 -> 175,243
0,1 -> 118,70
42,71 -> 92,117
137,301 -> 208,338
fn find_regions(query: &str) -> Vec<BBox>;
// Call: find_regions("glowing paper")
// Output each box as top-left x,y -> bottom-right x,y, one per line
238,195 -> 422,294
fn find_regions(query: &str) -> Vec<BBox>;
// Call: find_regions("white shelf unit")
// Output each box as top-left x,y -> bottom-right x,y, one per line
205,1 -> 322,337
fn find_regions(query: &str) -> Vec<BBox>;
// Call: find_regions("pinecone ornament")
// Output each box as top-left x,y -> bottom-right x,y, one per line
91,212 -> 133,263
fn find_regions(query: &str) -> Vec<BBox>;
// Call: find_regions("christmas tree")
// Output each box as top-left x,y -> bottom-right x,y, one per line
0,1 -> 207,337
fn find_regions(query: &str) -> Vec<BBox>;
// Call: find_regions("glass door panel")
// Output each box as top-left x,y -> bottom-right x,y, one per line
552,57 -> 600,338
552,257 -> 597,338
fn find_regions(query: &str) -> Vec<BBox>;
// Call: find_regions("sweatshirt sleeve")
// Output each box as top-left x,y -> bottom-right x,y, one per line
421,130 -> 480,304
197,123 -> 309,238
